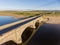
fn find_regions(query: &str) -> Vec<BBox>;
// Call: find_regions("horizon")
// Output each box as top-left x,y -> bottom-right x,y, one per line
0,0 -> 60,10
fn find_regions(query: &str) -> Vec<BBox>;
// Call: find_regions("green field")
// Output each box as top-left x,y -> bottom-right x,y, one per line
0,10 -> 60,16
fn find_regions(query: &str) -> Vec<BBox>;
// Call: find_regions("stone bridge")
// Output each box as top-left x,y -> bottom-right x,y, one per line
0,15 -> 44,45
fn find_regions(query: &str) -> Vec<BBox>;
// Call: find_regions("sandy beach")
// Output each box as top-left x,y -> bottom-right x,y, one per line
46,16 -> 60,24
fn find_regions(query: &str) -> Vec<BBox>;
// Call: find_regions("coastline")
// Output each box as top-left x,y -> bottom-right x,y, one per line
0,14 -> 25,19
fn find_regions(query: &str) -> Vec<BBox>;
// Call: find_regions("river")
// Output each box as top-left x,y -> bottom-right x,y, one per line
0,16 -> 24,26
27,23 -> 60,45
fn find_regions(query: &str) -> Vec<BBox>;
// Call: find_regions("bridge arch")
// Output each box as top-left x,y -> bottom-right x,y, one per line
35,20 -> 40,29
21,20 -> 41,43
21,26 -> 35,43
1,40 -> 17,45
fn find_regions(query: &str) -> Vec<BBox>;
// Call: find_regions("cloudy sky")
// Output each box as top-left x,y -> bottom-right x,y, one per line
0,0 -> 60,10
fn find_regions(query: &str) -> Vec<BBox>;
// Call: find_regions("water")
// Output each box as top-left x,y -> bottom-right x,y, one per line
27,23 -> 60,45
0,16 -> 17,26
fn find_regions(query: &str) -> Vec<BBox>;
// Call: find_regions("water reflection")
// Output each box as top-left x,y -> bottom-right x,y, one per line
0,16 -> 17,26
27,23 -> 60,45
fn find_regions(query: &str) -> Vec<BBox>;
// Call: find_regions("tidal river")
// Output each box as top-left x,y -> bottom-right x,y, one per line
27,23 -> 60,45
0,16 -> 23,26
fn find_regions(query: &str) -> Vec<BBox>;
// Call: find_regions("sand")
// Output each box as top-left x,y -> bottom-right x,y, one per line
46,16 -> 60,24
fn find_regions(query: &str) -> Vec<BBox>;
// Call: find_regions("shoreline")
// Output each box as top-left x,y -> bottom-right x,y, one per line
0,14 -> 25,19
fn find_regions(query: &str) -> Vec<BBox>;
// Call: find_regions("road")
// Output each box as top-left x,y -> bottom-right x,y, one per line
27,23 -> 60,45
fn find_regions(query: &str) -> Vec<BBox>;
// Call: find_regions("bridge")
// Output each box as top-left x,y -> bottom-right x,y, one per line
0,15 -> 45,45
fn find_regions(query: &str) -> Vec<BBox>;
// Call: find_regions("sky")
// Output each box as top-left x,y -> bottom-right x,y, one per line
0,0 -> 60,10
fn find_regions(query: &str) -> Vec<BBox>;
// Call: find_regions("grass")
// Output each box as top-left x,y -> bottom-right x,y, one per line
0,10 -> 60,16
